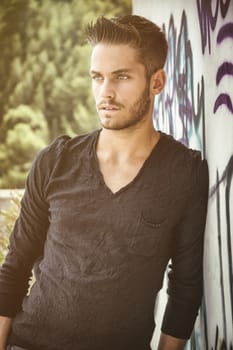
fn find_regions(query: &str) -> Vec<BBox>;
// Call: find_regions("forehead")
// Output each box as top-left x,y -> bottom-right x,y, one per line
90,43 -> 144,73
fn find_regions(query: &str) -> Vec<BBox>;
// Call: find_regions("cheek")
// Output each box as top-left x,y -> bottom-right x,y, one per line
92,85 -> 99,101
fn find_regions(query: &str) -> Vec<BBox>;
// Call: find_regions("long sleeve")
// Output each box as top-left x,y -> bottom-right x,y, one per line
161,156 -> 209,339
0,136 -> 69,317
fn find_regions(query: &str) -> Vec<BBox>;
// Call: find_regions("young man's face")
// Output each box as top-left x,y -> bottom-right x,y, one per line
90,43 -> 153,131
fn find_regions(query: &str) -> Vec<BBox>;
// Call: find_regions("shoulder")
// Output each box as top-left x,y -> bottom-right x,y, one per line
27,130 -> 99,190
34,129 -> 99,166
160,132 -> 209,193
24,130 -> 100,197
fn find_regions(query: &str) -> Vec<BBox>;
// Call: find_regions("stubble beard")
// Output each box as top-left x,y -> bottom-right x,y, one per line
100,84 -> 151,131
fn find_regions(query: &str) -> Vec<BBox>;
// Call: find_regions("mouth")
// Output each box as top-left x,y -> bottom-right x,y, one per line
98,104 -> 120,111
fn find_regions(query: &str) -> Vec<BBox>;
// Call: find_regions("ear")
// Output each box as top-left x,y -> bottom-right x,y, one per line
150,69 -> 166,95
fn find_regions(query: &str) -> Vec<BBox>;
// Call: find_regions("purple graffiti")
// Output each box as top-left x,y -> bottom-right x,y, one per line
154,12 -> 206,151
194,2 -> 233,348
214,94 -> 233,114
197,0 -> 233,113
155,3 -> 233,347
196,0 -> 231,54
214,21 -> 233,114
217,23 -> 233,43
216,62 -> 233,85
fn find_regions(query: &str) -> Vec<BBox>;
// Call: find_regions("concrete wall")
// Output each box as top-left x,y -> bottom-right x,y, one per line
133,0 -> 233,349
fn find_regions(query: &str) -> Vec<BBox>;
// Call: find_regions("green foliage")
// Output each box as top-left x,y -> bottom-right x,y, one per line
0,190 -> 22,264
0,0 -> 132,188
0,105 -> 48,188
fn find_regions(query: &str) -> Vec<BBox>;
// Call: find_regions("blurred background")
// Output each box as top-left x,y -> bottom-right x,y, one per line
0,0 -> 131,189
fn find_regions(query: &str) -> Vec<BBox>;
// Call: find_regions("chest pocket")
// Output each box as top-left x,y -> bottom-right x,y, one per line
126,212 -> 167,257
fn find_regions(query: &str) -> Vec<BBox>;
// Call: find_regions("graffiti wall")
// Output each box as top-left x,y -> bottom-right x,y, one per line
133,0 -> 233,349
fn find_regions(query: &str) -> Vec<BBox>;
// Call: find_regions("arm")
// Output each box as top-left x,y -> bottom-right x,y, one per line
161,155 -> 209,341
0,136 -> 69,319
0,316 -> 12,350
158,332 -> 186,350
0,155 -> 50,317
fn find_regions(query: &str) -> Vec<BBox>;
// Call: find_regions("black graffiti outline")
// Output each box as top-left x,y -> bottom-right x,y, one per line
191,158 -> 233,349
210,156 -> 233,325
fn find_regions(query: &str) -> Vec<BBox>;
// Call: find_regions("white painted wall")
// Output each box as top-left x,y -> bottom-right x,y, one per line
133,1 -> 233,349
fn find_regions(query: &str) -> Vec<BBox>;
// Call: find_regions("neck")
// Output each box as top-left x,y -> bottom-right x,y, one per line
97,123 -> 160,160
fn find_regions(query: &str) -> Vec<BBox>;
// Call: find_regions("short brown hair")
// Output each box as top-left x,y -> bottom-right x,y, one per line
86,15 -> 168,77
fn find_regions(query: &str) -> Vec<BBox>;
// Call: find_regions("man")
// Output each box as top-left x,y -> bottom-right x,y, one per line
0,15 -> 208,350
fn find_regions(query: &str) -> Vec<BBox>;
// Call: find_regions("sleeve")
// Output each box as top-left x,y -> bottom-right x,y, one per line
0,136 -> 70,317
161,155 -> 209,339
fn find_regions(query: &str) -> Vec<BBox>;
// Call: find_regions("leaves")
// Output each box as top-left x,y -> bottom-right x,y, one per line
0,0 -> 132,188
0,105 -> 48,188
0,190 -> 22,263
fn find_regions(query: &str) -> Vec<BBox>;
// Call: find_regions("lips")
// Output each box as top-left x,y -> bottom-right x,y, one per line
102,107 -> 119,111
97,103 -> 120,111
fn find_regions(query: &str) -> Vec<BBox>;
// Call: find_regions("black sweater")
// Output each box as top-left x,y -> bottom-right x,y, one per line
0,130 -> 209,350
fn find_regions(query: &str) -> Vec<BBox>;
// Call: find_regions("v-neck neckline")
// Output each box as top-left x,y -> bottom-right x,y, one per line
92,129 -> 164,197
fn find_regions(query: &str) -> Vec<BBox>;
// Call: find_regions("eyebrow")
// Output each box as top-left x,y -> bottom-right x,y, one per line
89,68 -> 133,75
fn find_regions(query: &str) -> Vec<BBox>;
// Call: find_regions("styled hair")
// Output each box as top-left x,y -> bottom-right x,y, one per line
86,15 -> 168,77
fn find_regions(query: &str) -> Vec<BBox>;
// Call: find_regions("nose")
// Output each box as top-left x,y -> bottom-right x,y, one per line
99,79 -> 115,99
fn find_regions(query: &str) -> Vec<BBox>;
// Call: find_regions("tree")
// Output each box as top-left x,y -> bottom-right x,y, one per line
0,105 -> 48,188
0,0 -> 132,188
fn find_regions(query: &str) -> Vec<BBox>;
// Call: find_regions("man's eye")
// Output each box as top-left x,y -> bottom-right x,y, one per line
91,75 -> 103,81
118,75 -> 129,80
